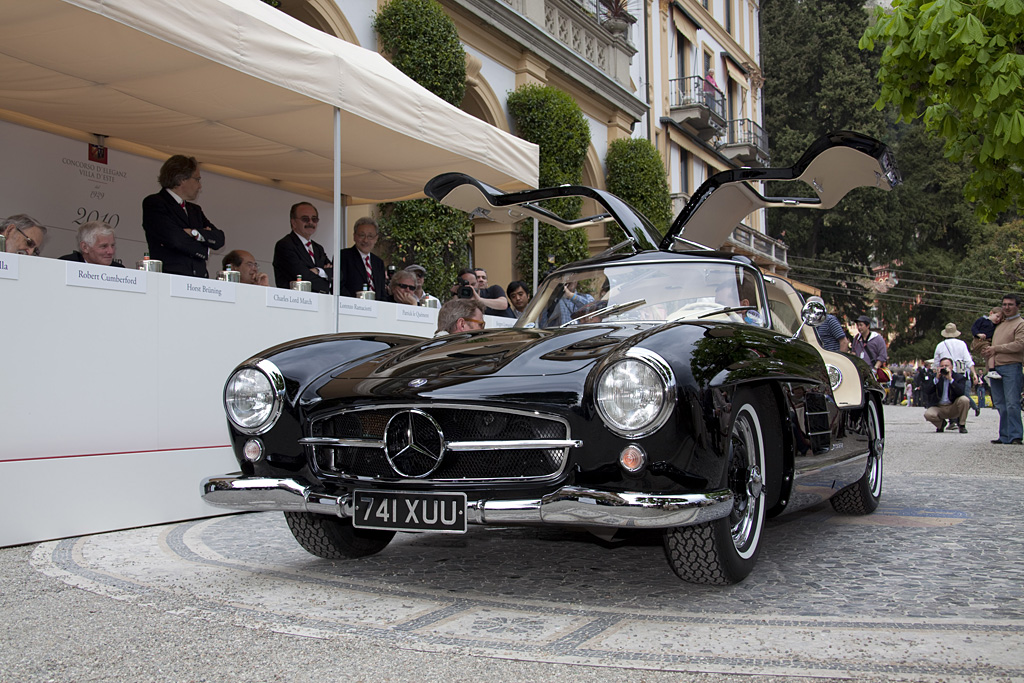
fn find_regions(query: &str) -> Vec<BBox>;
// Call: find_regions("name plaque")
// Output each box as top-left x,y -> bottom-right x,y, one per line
487,316 -> 516,329
0,253 -> 17,280
266,289 -> 319,312
396,305 -> 436,326
170,275 -> 236,303
66,262 -> 146,293
339,296 -> 378,318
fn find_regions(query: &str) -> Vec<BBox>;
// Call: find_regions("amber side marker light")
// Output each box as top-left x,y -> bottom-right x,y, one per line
619,445 -> 646,473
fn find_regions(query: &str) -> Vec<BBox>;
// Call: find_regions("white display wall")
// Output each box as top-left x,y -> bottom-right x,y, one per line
0,118 -> 519,547
0,254 -> 521,548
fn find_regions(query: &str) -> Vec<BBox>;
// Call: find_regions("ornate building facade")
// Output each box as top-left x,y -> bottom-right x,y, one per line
275,0 -> 786,286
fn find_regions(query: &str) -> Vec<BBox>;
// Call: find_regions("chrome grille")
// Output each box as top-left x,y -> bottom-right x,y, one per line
305,405 -> 575,482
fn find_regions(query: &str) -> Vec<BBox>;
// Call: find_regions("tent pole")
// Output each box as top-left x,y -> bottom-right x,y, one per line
333,107 -> 342,333
532,217 -> 538,295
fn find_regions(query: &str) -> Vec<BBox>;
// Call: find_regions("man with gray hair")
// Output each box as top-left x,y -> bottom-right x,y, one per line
435,298 -> 486,336
58,221 -> 123,267
1,214 -> 46,256
386,268 -> 421,306
406,264 -> 439,306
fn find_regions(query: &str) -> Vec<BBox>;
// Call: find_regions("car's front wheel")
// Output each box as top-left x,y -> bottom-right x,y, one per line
284,511 -> 396,559
830,397 -> 883,514
663,386 -> 778,585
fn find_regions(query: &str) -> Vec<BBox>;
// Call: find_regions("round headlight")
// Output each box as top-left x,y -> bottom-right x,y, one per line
595,350 -> 675,437
224,361 -> 283,434
826,364 -> 842,391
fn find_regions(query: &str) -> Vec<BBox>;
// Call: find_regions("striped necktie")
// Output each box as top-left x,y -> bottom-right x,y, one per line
364,254 -> 374,291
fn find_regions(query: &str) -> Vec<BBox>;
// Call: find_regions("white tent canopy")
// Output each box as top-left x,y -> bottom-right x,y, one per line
0,0 -> 538,203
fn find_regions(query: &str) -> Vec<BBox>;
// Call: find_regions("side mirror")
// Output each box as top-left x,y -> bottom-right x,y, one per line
800,299 -> 828,328
792,298 -> 827,341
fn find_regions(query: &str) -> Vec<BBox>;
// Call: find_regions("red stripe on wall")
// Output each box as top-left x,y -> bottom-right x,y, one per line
0,444 -> 231,464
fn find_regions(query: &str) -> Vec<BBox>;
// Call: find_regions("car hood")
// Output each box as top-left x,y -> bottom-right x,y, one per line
303,326 -> 643,406
336,326 -> 630,381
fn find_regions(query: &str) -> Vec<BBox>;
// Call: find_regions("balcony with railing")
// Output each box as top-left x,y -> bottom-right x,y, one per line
727,223 -> 788,274
492,0 -> 638,93
718,118 -> 769,167
668,76 -> 726,140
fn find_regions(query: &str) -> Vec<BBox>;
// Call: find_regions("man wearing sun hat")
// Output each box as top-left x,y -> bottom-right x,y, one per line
932,322 -> 980,417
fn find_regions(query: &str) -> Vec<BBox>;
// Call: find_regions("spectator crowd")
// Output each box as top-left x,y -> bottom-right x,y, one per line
2,154 -> 534,315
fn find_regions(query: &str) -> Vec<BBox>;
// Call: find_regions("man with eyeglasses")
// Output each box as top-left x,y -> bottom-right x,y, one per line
982,293 -> 1024,444
2,214 -> 46,256
339,216 -> 386,297
272,202 -> 332,293
222,250 -> 268,286
386,269 -> 421,306
435,298 -> 486,336
142,155 -> 225,278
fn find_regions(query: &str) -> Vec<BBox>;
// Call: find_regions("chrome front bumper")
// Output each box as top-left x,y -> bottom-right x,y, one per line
201,474 -> 733,530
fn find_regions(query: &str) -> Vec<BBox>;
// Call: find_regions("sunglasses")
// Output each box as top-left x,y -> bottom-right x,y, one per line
16,227 -> 40,255
394,283 -> 417,291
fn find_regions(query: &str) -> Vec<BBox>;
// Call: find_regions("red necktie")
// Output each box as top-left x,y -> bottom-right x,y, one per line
180,201 -> 187,215
305,240 -> 315,261
364,254 -> 374,291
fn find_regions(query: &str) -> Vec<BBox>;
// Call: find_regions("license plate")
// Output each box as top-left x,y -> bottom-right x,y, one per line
352,490 -> 467,533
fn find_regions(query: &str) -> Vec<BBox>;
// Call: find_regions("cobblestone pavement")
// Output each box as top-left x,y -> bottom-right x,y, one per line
6,405 -> 1024,682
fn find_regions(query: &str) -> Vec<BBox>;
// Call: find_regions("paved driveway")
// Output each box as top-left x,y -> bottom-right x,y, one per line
3,405 -> 1023,682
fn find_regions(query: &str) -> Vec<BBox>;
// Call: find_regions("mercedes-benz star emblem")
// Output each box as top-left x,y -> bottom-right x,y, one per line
408,378 -> 428,388
384,409 -> 445,478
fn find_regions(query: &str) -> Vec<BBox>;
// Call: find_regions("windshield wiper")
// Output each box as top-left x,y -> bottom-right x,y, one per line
560,298 -> 647,327
697,305 -> 757,320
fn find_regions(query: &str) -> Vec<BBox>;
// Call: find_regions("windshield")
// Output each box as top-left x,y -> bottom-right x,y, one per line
517,261 -> 768,329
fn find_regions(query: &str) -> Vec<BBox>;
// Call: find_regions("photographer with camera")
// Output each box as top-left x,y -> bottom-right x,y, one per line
922,357 -> 971,433
446,267 -> 506,315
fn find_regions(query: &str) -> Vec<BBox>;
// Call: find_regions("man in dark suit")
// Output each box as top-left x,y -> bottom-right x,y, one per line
272,202 -> 333,293
338,216 -> 386,297
142,155 -> 225,278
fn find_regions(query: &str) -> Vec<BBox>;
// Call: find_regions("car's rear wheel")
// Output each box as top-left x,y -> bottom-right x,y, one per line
830,397 -> 883,515
663,386 -> 779,585
284,511 -> 395,559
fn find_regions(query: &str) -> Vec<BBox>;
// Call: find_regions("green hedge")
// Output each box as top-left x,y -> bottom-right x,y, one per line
507,84 -> 592,282
604,137 -> 673,243
376,199 -> 473,298
372,0 -> 469,294
372,0 -> 465,106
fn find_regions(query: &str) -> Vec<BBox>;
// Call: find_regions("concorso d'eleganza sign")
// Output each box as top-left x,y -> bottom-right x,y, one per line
66,261 -> 147,293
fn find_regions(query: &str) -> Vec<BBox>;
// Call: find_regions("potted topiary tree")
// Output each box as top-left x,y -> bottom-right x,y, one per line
600,0 -> 635,36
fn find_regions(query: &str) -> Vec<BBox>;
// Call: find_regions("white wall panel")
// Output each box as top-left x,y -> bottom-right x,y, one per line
0,255 -> 496,547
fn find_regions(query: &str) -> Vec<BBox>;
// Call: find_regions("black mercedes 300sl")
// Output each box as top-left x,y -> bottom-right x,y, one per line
203,131 -> 900,584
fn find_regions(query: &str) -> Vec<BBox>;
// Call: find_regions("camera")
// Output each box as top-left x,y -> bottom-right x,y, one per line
456,279 -> 475,299
940,368 -> 949,376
